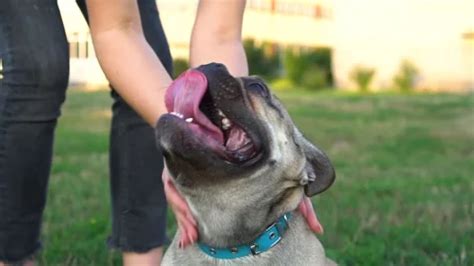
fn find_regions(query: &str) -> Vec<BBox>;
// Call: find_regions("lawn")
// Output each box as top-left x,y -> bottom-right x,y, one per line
39,88 -> 473,265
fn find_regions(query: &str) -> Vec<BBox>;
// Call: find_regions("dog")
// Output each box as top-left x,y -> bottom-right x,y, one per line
155,63 -> 336,265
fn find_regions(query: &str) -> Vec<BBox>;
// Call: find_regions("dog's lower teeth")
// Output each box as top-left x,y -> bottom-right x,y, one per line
185,117 -> 193,123
217,109 -> 227,118
222,118 -> 231,130
170,112 -> 184,119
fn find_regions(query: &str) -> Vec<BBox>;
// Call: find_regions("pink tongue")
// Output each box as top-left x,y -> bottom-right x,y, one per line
226,126 -> 255,160
165,70 -> 224,144
226,127 -> 248,151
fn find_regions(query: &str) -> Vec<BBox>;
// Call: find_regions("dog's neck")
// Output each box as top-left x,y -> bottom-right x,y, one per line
188,201 -> 279,247
185,187 -> 303,248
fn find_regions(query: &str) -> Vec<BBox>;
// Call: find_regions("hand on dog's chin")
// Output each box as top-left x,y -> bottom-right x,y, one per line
162,167 -> 198,248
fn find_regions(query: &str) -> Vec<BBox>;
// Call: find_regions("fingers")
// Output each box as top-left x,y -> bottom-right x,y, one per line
163,170 -> 197,226
162,167 -> 199,248
176,211 -> 199,248
177,215 -> 198,248
298,197 -> 324,235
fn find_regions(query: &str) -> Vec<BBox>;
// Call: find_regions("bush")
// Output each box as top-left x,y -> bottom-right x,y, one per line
393,60 -> 419,92
301,66 -> 329,89
271,78 -> 295,90
172,58 -> 189,78
283,48 -> 332,90
349,65 -> 376,92
244,39 -> 280,79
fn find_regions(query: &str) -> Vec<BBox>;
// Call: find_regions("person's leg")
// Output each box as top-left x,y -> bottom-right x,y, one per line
0,0 -> 69,264
76,0 -> 172,264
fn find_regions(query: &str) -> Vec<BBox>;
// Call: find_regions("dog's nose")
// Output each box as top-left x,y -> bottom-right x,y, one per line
196,63 -> 231,78
196,62 -> 241,100
211,62 -> 226,70
204,62 -> 226,70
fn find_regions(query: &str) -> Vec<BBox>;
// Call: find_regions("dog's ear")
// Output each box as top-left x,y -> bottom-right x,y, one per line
296,133 -> 335,197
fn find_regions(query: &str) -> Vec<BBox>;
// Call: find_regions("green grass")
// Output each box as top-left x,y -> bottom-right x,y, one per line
40,89 -> 474,265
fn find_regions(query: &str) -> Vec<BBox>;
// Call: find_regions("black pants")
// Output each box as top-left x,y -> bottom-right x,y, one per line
0,0 -> 172,262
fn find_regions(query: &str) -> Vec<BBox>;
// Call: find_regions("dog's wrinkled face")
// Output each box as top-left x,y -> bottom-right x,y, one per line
156,64 -> 335,243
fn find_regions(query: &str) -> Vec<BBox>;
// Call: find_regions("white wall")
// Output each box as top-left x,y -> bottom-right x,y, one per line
332,0 -> 474,91
58,0 -> 108,86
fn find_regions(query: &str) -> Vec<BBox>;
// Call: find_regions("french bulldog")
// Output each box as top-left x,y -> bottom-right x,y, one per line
156,63 -> 336,265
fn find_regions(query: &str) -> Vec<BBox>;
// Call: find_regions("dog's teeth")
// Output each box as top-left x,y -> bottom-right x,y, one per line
221,118 -> 231,130
308,172 -> 317,182
170,112 -> 185,119
185,117 -> 193,123
217,109 -> 227,118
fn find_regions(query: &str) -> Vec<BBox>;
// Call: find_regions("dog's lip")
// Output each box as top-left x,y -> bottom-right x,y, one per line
158,114 -> 263,165
158,114 -> 230,159
160,112 -> 263,165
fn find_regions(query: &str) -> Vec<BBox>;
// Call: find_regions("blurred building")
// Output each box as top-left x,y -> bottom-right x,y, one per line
158,0 -> 333,58
58,0 -> 106,85
58,0 -> 473,91
332,0 -> 474,91
58,0 -> 332,85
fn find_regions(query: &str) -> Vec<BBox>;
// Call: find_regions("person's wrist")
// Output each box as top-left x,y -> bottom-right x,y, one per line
154,81 -> 174,128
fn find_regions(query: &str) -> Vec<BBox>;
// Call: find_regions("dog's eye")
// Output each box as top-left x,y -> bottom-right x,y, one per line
249,83 -> 270,98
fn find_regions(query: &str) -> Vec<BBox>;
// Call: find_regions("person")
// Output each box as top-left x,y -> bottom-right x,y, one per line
0,0 -> 322,265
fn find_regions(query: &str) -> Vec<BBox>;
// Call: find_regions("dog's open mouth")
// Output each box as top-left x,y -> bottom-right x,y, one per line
163,69 -> 258,163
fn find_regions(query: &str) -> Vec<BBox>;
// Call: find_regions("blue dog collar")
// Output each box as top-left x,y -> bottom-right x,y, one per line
198,212 -> 292,260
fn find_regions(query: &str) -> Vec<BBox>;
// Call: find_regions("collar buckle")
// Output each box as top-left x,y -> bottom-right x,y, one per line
250,243 -> 261,255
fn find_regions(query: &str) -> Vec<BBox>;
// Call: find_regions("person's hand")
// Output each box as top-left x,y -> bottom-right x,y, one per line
298,196 -> 324,234
162,167 -> 198,248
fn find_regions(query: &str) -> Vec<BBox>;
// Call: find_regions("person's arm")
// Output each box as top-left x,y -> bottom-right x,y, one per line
190,0 -> 248,76
86,0 -> 171,126
85,1 -> 174,264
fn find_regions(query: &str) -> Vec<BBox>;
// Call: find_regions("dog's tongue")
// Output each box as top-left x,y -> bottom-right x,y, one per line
165,70 -> 224,144
226,126 -> 256,161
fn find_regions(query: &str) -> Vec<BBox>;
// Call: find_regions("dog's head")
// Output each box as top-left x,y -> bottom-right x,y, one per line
156,63 -> 335,243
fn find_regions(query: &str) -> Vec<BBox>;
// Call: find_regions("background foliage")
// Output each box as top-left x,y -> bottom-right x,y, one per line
174,39 -> 334,90
350,65 -> 376,92
393,60 -> 420,92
